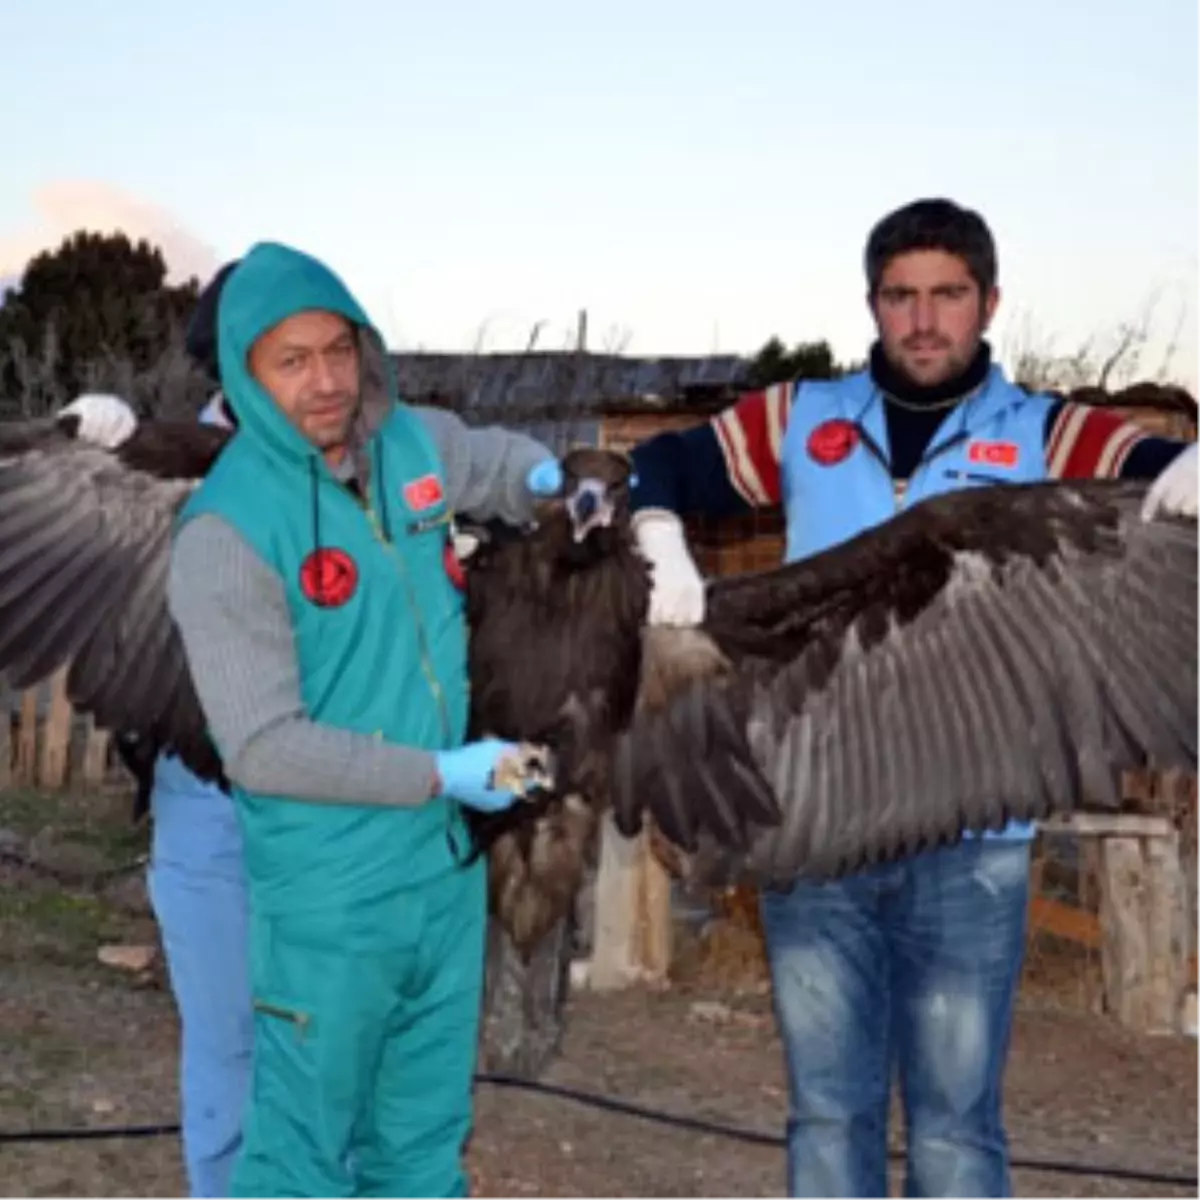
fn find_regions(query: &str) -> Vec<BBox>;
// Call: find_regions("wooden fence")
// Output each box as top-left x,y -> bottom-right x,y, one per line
1,667 -> 114,792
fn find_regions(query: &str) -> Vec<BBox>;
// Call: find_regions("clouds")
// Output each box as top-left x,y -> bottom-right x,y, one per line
0,181 -> 219,287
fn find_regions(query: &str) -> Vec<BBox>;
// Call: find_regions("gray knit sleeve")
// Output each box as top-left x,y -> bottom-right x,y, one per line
412,405 -> 553,524
166,514 -> 440,807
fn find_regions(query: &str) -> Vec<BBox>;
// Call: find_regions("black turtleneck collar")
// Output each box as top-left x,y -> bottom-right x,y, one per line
869,340 -> 993,480
870,339 -> 992,408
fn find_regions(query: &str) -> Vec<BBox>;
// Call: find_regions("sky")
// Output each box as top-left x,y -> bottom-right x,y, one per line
2,0 -> 1197,387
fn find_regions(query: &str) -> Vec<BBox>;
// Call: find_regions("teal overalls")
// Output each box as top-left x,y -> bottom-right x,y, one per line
177,242 -> 485,1197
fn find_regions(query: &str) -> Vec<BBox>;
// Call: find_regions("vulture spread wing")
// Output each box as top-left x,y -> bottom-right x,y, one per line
0,416 -> 230,782
612,478 -> 1197,888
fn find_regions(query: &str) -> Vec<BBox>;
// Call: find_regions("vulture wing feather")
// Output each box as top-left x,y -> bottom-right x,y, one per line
614,479 -> 1197,887
0,419 -> 226,781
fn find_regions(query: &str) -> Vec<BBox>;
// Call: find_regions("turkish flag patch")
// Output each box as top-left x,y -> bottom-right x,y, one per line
404,473 -> 444,512
967,440 -> 1020,468
299,547 -> 358,608
807,418 -> 860,466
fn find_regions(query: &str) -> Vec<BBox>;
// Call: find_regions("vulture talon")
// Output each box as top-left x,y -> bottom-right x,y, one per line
492,742 -> 557,799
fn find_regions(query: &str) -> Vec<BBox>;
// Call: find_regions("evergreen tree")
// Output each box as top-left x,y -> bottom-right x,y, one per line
745,337 -> 855,387
0,230 -> 204,415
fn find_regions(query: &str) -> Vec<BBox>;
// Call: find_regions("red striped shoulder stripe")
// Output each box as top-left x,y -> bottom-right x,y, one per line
710,383 -> 792,506
1046,403 -> 1148,479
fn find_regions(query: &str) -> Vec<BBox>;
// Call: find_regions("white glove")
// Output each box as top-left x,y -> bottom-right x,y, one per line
633,509 -> 706,626
59,392 -> 138,449
1141,442 -> 1198,521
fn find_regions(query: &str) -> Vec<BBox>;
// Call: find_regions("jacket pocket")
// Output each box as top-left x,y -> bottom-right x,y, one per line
252,997 -> 313,1040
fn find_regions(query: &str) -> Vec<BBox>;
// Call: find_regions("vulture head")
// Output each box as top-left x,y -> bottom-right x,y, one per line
528,445 -> 639,564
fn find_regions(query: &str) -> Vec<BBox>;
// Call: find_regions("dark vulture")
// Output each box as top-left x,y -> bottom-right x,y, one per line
0,414 -> 1194,965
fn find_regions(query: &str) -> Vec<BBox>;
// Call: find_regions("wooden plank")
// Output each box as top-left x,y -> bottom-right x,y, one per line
1144,830 -> 1190,1032
1039,812 -> 1175,839
39,668 -> 73,789
14,687 -> 38,785
636,835 -> 673,982
588,414 -> 673,991
587,814 -> 647,990
0,682 -> 12,791
1028,893 -> 1196,984
1099,836 -> 1147,1028
1079,838 -> 1102,911
1028,895 -> 1102,949
80,721 -> 112,788
1098,833 -> 1189,1034
1119,767 -> 1198,839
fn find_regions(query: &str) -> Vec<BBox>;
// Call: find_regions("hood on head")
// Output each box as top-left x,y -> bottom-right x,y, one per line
216,241 -> 396,472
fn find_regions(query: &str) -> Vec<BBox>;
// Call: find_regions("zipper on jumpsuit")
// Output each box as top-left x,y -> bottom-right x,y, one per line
361,486 -> 473,864
249,461 -> 466,1048
362,502 -> 453,742
307,445 -> 451,741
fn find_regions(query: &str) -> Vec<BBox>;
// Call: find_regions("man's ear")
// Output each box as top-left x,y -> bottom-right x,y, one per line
982,285 -> 1000,330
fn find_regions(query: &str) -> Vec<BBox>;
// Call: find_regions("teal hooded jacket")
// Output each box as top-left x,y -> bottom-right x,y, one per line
177,242 -> 475,924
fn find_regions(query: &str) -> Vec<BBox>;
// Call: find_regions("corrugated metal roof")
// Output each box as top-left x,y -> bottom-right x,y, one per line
389,351 -> 751,427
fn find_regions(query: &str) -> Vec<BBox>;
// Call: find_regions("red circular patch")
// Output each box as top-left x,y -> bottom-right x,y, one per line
807,418 -> 860,466
443,538 -> 466,591
299,548 -> 358,608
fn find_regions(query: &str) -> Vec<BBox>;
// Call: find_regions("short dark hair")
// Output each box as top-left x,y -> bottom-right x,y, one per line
864,198 -> 997,298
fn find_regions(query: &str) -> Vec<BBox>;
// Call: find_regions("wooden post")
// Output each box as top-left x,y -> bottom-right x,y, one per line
1180,854 -> 1200,1032
588,814 -> 648,989
14,686 -> 38,785
637,833 -> 673,980
0,680 -> 12,791
80,721 -> 112,788
1037,812 -> 1191,1034
1098,831 -> 1189,1034
587,813 -> 674,990
584,417 -> 677,991
39,668 -> 73,789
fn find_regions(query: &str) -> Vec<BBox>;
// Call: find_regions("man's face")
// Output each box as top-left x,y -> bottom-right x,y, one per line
248,310 -> 360,453
870,249 -> 997,387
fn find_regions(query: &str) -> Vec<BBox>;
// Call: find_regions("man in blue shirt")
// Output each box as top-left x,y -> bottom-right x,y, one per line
626,196 -> 1195,1197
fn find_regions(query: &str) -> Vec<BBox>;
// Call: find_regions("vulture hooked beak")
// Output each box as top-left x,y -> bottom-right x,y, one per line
565,478 -> 615,542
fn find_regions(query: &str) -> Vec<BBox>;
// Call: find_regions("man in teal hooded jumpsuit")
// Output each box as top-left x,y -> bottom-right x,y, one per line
166,241 -> 565,1197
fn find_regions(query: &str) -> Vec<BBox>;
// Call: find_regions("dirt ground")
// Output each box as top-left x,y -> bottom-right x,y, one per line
1,785 -> 1196,1199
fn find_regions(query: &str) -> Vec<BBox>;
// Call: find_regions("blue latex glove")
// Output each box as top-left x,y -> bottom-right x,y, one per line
435,738 -> 522,813
526,458 -> 563,497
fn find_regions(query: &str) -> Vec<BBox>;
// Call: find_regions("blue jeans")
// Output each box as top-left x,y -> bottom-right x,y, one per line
760,838 -> 1031,1199
146,755 -> 253,1198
